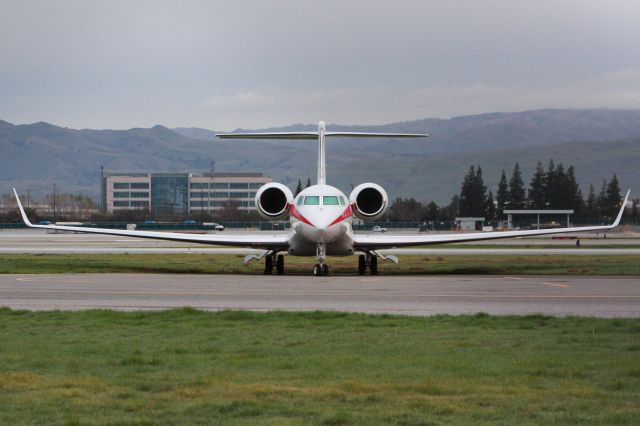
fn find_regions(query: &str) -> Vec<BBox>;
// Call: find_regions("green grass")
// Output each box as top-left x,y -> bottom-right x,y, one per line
0,253 -> 639,275
1,309 -> 639,424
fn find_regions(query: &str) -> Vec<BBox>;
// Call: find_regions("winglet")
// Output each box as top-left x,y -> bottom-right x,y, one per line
611,189 -> 631,228
12,188 -> 34,227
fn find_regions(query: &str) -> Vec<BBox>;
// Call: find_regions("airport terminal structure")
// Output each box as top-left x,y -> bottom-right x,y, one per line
100,170 -> 271,216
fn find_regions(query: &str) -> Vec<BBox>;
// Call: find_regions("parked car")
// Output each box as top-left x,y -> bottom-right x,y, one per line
38,220 -> 51,225
143,220 -> 156,225
183,219 -> 196,225
203,222 -> 225,231
372,225 -> 387,233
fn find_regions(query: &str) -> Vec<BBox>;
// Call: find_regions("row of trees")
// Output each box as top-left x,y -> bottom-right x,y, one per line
388,160 -> 637,223
459,160 -> 630,220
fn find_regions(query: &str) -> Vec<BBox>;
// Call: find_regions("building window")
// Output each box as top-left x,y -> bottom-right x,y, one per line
211,201 -> 227,207
249,192 -> 256,198
230,182 -> 249,189
190,192 -> 206,199
113,183 -> 129,189
131,201 -> 149,207
190,182 -> 209,189
211,183 -> 228,189
113,201 -> 130,207
210,192 -> 228,198
113,192 -> 130,198
249,183 -> 263,189
131,182 -> 149,189
191,201 -> 208,207
230,192 -> 249,198
249,201 -> 256,207
130,192 -> 149,198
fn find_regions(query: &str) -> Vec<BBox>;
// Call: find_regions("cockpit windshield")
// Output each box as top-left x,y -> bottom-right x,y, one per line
303,196 -> 320,205
323,196 -> 339,205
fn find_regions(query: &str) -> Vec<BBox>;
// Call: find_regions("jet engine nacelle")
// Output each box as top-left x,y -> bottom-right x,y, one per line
255,182 -> 294,221
349,183 -> 388,221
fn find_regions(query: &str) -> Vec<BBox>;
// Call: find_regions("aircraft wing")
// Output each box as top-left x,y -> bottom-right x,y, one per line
355,190 -> 630,250
12,189 -> 290,250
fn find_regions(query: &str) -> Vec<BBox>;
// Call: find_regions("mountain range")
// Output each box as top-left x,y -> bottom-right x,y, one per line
1,109 -> 639,204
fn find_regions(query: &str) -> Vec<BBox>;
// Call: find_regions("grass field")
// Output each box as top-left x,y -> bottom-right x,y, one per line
1,309 -> 639,425
1,253 -> 639,275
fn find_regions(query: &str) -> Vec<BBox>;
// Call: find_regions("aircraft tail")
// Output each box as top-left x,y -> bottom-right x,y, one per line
216,122 -> 428,185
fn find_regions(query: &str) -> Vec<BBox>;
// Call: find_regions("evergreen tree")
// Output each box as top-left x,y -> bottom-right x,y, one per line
294,178 -> 303,196
508,163 -> 526,209
566,165 -> 584,214
496,170 -> 509,217
528,161 -> 546,209
545,159 -> 556,208
553,163 -> 568,208
586,184 -> 597,217
459,165 -> 487,217
425,201 -> 439,221
605,174 -> 622,218
632,198 -> 639,219
596,179 -> 608,218
485,190 -> 496,223
305,177 -> 311,188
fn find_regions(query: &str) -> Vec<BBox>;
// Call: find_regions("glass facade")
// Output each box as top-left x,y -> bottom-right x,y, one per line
151,173 -> 189,216
113,192 -> 130,198
113,182 -> 130,189
131,200 -> 149,207
131,182 -> 149,189
130,192 -> 149,198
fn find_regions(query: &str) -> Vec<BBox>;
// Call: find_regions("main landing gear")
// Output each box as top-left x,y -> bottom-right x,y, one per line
358,253 -> 378,275
264,253 -> 285,275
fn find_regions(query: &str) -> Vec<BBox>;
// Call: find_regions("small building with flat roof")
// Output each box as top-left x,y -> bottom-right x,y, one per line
503,209 -> 573,230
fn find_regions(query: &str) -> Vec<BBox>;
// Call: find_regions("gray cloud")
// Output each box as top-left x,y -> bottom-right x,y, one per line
1,0 -> 639,129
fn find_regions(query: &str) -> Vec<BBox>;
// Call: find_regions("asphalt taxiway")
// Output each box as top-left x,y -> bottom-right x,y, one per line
1,274 -> 638,317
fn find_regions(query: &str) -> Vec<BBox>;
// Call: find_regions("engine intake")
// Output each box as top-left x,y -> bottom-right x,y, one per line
349,183 -> 388,220
255,183 -> 294,220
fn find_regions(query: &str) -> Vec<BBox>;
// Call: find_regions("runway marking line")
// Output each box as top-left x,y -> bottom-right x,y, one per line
542,281 -> 570,288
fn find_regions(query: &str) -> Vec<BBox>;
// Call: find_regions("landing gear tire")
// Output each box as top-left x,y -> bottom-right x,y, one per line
276,254 -> 284,275
322,264 -> 329,276
313,264 -> 322,276
370,255 -> 378,275
358,255 -> 366,275
264,255 -> 273,275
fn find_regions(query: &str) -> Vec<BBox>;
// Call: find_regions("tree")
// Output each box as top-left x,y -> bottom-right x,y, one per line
305,177 -> 311,188
632,198 -> 639,219
425,201 -> 439,221
496,170 -> 509,217
545,159 -> 556,208
458,165 -> 487,217
566,165 -> 584,214
605,174 -> 622,218
586,184 -> 597,217
527,161 -> 546,209
387,197 -> 426,222
508,163 -> 526,209
596,179 -> 608,218
485,190 -> 496,223
294,178 -> 303,196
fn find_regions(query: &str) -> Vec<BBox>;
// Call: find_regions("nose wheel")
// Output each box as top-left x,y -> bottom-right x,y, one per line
313,263 -> 329,276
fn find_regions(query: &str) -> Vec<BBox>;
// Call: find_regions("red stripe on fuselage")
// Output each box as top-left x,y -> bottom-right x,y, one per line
289,205 -> 313,226
328,205 -> 353,227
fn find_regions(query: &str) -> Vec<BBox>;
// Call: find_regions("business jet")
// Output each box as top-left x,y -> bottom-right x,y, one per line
14,121 -> 629,276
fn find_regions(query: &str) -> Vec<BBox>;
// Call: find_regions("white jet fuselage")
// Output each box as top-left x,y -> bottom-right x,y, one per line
287,184 -> 356,256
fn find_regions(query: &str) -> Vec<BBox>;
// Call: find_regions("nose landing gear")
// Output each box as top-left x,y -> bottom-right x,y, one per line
313,242 -> 330,276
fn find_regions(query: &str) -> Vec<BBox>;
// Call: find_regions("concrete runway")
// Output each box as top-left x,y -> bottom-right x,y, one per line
1,274 -> 639,317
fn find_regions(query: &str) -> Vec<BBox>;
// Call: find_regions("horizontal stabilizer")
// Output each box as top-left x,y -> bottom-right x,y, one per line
216,131 -> 428,139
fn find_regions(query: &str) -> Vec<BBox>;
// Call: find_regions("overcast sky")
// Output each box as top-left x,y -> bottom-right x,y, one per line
1,0 -> 639,130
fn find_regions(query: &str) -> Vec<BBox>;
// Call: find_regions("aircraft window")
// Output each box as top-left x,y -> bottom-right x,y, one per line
323,196 -> 339,205
297,197 -> 304,205
304,196 -> 320,205
339,196 -> 346,205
